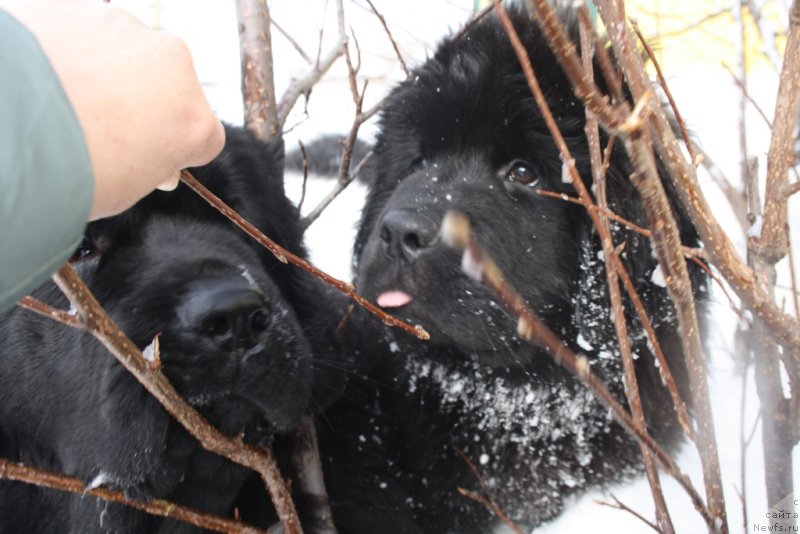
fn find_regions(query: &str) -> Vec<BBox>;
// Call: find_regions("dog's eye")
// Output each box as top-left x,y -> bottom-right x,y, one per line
69,237 -> 98,263
505,161 -> 538,187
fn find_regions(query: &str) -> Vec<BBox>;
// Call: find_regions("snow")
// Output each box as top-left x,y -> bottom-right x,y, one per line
115,2 -> 799,532
85,472 -> 111,491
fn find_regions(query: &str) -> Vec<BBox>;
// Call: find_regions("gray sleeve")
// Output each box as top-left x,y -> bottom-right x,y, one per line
0,9 -> 94,313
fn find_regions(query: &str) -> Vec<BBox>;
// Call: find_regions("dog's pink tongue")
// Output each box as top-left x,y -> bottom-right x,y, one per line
376,290 -> 413,308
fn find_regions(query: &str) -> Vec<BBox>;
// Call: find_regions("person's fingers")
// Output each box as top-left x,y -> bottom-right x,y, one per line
155,171 -> 182,192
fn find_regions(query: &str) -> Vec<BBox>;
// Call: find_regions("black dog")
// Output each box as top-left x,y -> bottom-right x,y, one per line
0,126 -> 346,532
321,8 -> 708,533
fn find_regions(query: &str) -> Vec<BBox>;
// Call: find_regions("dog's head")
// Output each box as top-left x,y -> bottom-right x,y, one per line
355,9 -> 704,376
82,212 -> 313,440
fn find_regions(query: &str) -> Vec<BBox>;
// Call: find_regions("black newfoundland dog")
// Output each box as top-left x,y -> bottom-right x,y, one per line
0,126 -> 345,532
321,7 -> 707,533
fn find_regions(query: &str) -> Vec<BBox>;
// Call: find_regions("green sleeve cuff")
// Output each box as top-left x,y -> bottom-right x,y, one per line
0,9 -> 95,313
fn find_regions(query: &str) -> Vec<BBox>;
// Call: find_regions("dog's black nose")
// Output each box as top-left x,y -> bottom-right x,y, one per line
379,209 -> 438,262
181,280 -> 270,351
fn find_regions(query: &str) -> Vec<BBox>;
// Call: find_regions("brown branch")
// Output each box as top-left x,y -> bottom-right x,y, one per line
364,0 -> 410,79
302,151 -> 373,229
626,121 -> 726,533
630,19 -> 697,166
235,0 -> 280,142
300,22 -> 379,231
456,488 -> 525,534
595,494 -> 662,533
579,16 -> 674,533
498,0 -> 694,443
180,170 -> 428,341
748,0 -> 800,509
271,18 -> 313,64
297,139 -> 310,213
0,458 -> 266,534
289,419 -> 336,534
535,189 -> 705,259
276,0 -> 347,128
441,210 -> 716,531
758,0 -> 800,266
510,2 -> 727,529
452,3 -> 495,44
51,263 -> 303,534
524,0 -> 627,131
691,141 -> 750,232
16,295 -> 82,328
452,448 -> 524,534
787,229 -> 800,320
786,180 -> 800,197
593,0 -> 800,364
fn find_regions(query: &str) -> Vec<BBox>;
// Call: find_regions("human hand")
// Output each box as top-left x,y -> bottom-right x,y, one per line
1,0 -> 225,220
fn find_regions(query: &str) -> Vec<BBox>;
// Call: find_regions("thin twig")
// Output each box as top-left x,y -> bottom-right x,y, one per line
630,18 -> 697,165
276,0 -> 347,128
271,18 -> 313,64
535,189 -> 705,259
297,139 -> 310,213
300,21 -> 380,231
452,448 -> 524,534
0,458 -> 266,534
302,151 -> 373,229
456,489 -> 525,534
288,419 -> 337,534
16,295 -> 82,328
180,170 -> 428,341
595,494 -> 662,533
364,0 -> 410,79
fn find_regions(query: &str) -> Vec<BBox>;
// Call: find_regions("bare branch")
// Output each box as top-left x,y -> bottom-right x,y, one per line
452,448 -> 525,534
302,151 -> 373,228
510,2 -> 727,528
743,0 -> 800,509
235,0 -> 280,142
364,0 -> 410,79
630,19 -> 697,166
180,170 -> 429,341
16,295 -> 82,328
535,189 -> 705,260
580,14 -> 674,533
594,0 -> 800,362
297,139 -> 310,213
0,458 -> 266,534
596,494 -> 662,533
300,22 -> 380,230
457,488 -> 525,534
51,263 -> 303,534
289,419 -> 337,534
276,0 -> 347,128
272,17 -> 313,64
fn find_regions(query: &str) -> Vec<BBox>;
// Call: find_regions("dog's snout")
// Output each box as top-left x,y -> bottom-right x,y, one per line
183,280 -> 269,351
379,210 -> 438,262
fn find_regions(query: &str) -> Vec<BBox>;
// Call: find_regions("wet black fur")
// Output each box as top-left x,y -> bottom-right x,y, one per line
320,9 -> 708,533
0,126 -> 347,533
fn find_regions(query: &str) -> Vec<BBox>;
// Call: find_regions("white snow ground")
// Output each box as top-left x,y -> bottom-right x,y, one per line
115,1 -> 799,532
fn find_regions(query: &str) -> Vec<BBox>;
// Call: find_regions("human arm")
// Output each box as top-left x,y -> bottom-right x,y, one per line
0,0 -> 225,312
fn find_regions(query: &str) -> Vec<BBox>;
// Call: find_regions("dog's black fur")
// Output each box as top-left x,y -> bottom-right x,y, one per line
0,126 -> 347,533
321,9 -> 708,533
